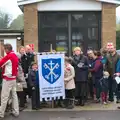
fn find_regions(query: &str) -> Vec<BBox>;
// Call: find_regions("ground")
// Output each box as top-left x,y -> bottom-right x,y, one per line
3,100 -> 120,120
3,111 -> 120,120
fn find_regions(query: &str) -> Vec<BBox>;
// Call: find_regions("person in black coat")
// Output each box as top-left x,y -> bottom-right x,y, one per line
28,62 -> 41,110
25,45 -> 34,67
72,47 -> 89,106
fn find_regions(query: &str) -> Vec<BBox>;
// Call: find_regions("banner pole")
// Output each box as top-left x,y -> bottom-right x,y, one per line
51,98 -> 54,108
50,44 -> 53,52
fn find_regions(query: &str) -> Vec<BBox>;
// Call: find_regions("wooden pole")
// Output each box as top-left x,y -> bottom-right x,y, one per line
50,44 -> 53,52
51,98 -> 54,108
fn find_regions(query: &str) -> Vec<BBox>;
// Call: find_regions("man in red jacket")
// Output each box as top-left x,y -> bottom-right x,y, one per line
0,44 -> 19,119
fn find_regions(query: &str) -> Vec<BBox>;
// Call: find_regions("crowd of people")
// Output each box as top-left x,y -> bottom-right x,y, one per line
0,43 -> 120,119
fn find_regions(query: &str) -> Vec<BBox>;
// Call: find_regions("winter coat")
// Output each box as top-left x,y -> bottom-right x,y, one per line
26,52 -> 34,67
90,57 -> 103,80
106,53 -> 120,76
116,59 -> 120,73
28,69 -> 39,87
0,51 -> 18,80
16,64 -> 27,89
64,64 -> 75,90
21,54 -> 29,75
72,54 -> 89,82
99,77 -> 109,92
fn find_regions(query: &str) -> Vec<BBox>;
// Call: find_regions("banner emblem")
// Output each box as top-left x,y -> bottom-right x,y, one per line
42,58 -> 61,84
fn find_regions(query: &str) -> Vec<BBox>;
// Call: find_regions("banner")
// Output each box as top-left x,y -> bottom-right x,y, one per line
37,53 -> 65,101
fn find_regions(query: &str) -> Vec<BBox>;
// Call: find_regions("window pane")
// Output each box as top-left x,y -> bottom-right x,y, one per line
86,13 -> 98,27
55,14 -> 68,27
56,41 -> 68,52
72,14 -> 84,27
88,28 -> 98,40
72,41 -> 83,51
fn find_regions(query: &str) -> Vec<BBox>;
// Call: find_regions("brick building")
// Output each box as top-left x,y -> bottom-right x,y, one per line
18,0 -> 120,56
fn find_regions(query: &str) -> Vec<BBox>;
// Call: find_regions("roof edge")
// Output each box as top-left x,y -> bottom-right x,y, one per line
17,0 -> 47,6
97,0 -> 120,5
17,0 -> 120,6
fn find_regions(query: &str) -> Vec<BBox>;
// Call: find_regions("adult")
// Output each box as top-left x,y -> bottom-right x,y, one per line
19,46 -> 28,75
106,45 -> 120,102
72,47 -> 89,106
25,45 -> 35,98
25,45 -> 35,68
16,53 -> 27,111
0,44 -> 19,118
87,50 -> 94,99
89,51 -> 103,102
19,46 -> 30,102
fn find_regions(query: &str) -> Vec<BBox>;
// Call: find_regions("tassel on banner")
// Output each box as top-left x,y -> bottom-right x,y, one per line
40,98 -> 42,102
62,96 -> 65,100
49,97 -> 52,101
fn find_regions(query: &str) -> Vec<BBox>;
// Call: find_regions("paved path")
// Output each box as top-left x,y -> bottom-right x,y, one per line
3,111 -> 120,120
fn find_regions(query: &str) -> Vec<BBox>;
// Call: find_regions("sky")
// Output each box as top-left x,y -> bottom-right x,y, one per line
0,0 -> 22,20
0,0 -> 120,20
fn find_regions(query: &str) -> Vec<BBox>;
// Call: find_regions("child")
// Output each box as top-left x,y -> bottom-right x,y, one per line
28,62 -> 41,110
100,71 -> 109,105
64,57 -> 75,109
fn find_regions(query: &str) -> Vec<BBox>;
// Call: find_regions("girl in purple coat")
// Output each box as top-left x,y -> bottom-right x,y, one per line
89,51 -> 103,103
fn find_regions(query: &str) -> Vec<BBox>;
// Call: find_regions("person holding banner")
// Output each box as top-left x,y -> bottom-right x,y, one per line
72,47 -> 89,106
28,62 -> 41,110
64,57 -> 75,109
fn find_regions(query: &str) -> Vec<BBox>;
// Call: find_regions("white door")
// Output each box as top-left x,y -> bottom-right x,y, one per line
4,39 -> 17,53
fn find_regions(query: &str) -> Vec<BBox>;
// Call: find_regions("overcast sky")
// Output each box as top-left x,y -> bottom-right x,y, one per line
0,0 -> 120,20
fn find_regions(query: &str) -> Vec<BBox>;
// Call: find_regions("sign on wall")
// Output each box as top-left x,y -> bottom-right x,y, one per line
37,53 -> 65,101
29,44 -> 34,51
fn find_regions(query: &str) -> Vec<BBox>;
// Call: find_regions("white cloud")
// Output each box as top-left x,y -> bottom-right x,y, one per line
0,0 -> 22,19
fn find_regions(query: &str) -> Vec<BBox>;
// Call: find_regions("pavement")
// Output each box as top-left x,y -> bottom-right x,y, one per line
3,99 -> 120,120
3,111 -> 120,120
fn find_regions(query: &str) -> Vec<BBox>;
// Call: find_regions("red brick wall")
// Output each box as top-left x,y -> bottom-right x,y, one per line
24,3 -> 38,52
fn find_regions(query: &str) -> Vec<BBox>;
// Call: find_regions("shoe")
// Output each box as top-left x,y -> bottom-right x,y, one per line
66,105 -> 74,109
66,100 -> 74,109
103,102 -> 107,105
10,113 -> 19,118
96,99 -> 100,103
116,99 -> 120,103
117,106 -> 120,109
19,107 -> 25,112
0,117 -> 3,120
108,98 -> 114,102
32,108 -> 39,110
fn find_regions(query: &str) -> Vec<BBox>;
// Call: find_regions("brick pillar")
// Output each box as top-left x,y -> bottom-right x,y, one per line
24,4 -> 38,52
102,3 -> 116,48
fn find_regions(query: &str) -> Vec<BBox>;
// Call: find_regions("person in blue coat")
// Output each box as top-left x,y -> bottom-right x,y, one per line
115,59 -> 120,104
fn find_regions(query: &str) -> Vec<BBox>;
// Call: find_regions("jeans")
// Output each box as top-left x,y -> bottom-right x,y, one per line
108,76 -> 117,101
31,86 -> 40,109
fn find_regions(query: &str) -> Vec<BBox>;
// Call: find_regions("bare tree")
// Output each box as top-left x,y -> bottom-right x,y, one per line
0,10 -> 12,29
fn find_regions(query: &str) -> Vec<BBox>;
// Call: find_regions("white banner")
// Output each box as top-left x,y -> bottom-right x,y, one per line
37,54 -> 65,101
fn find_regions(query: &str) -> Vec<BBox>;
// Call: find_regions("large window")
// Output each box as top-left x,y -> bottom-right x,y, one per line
38,12 -> 101,55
